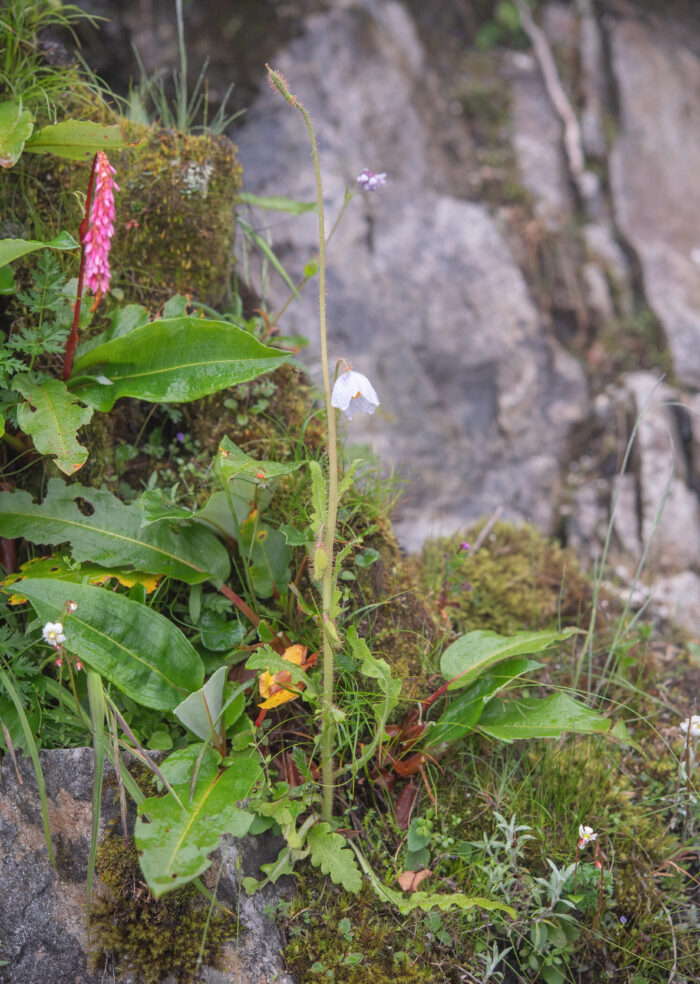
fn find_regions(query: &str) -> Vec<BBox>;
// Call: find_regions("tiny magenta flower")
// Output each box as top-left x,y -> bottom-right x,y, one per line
83,151 -> 119,304
331,369 -> 380,420
42,621 -> 65,648
578,824 -> 598,849
357,168 -> 387,191
680,714 -> 700,739
460,541 -> 471,551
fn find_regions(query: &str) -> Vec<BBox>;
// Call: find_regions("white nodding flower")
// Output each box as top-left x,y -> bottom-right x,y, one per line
331,369 -> 380,420
42,621 -> 65,648
578,824 -> 597,848
680,715 -> 700,739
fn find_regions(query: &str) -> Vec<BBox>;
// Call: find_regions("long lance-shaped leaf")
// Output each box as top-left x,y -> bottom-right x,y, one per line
86,670 -> 106,919
424,657 -> 543,749
135,745 -> 262,896
440,627 -> 577,692
0,478 -> 229,583
17,580 -> 204,711
69,316 -> 289,412
0,667 -> 55,869
24,120 -> 126,161
0,231 -> 79,267
477,693 -> 612,742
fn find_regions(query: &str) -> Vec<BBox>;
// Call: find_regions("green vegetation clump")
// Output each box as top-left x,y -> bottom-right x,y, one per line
420,520 -> 594,635
90,831 -> 237,984
279,875 -> 434,984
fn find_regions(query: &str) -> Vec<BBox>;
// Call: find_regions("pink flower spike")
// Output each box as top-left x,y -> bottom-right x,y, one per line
83,151 -> 119,306
357,168 -> 387,192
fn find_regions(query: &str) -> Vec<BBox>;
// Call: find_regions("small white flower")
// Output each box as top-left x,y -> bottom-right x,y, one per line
331,369 -> 380,420
578,824 -> 597,848
42,621 -> 65,648
680,715 -> 700,739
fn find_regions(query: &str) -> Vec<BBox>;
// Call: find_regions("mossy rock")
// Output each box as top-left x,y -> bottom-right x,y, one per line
419,520 -> 596,636
90,831 -> 237,984
1,118 -> 241,309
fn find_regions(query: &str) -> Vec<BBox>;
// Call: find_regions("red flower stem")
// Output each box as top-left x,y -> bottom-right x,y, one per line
62,153 -> 98,381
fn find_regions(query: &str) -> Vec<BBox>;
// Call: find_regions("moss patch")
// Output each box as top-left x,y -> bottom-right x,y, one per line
420,519 -> 596,636
90,831 -> 237,984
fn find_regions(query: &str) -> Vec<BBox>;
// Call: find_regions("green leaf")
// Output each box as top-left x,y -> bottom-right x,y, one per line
236,192 -> 316,214
477,693 -> 612,742
0,478 -> 229,583
135,749 -> 261,896
173,665 -> 228,742
307,822 -> 363,893
239,519 -> 291,599
237,218 -> 299,296
24,120 -> 126,161
351,844 -> 515,918
0,231 -> 79,267
425,657 -> 542,748
138,488 -> 196,525
69,316 -> 289,411
218,435 -> 304,483
0,100 -> 34,168
440,628 -> 576,691
0,263 -> 16,295
14,375 -> 93,474
199,611 -> 246,652
0,667 -> 55,868
17,579 -> 204,711
397,891 -> 515,917
348,626 -> 401,737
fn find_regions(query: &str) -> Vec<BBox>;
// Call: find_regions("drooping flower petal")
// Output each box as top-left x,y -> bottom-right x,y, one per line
331,369 -> 380,420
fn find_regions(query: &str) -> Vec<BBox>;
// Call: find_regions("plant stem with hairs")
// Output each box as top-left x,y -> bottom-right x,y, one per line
266,65 -> 338,821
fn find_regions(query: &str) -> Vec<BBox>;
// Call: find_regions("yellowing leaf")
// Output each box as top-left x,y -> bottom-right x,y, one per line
258,644 -> 315,710
2,555 -> 162,604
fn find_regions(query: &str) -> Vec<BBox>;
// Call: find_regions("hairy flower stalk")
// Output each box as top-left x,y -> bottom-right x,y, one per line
266,65 -> 338,820
63,151 -> 119,380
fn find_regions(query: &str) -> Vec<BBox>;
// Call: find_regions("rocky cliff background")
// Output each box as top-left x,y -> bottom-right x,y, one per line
74,0 -> 700,629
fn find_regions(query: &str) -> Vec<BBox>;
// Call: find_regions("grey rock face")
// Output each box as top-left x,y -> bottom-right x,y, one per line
610,14 -> 700,388
0,750 -> 292,984
235,0 -> 589,550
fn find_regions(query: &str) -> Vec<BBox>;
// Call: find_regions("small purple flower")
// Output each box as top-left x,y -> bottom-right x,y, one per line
619,915 -> 627,925
357,168 -> 387,192
460,541 -> 471,551
84,151 -> 119,303
176,432 -> 185,443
